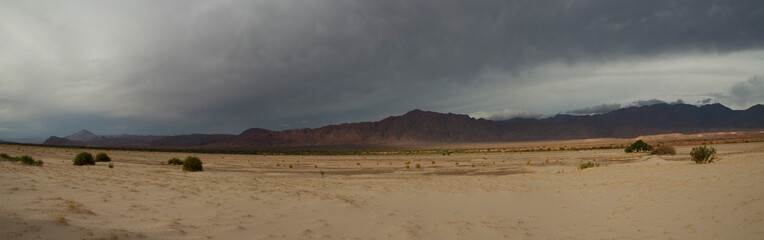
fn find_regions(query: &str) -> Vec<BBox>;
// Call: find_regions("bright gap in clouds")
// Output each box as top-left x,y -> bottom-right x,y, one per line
466,50 -> 764,121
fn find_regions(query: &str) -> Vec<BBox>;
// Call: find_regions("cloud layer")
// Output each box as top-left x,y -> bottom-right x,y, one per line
1,0 -> 763,137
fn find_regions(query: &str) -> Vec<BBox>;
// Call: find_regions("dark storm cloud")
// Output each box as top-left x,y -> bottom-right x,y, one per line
1,0 -> 764,137
566,103 -> 622,115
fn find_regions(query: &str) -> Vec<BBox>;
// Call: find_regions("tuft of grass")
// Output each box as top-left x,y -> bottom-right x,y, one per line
108,163 -> 114,168
690,146 -> 716,164
168,158 -> 183,165
288,164 -> 293,168
182,156 -> 203,172
431,160 -> 436,164
415,163 -> 421,168
651,146 -> 676,155
73,152 -> 95,166
405,165 -> 410,169
578,161 -> 599,170
55,215 -> 68,225
95,153 -> 111,162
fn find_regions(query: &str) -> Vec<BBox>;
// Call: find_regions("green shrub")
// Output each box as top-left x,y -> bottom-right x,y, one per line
108,163 -> 114,168
0,153 -> 13,161
167,158 -> 183,165
651,146 -> 676,155
95,153 -> 111,162
690,146 -> 716,164
182,156 -> 203,172
578,161 -> 599,170
625,140 -> 653,153
18,155 -> 43,166
73,152 -> 95,166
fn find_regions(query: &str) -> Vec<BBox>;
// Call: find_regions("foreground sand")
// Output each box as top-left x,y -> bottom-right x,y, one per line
1,143 -> 763,239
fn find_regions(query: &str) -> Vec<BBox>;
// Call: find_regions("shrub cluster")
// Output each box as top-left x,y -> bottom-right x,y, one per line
650,146 -> 676,155
625,140 -> 653,153
73,152 -> 95,166
690,146 -> 716,164
167,157 -> 183,165
95,153 -> 111,162
182,156 -> 203,172
0,153 -> 44,166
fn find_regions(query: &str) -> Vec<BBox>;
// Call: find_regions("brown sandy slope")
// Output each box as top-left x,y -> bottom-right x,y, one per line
1,142 -> 763,239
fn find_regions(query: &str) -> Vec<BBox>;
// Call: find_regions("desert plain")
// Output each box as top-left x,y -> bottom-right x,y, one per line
1,141 -> 763,239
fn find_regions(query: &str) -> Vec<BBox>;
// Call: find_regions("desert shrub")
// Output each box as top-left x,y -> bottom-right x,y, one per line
182,156 -> 203,172
651,146 -> 676,155
18,155 -> 43,166
690,146 -> 716,164
167,158 -> 183,165
625,140 -> 653,153
95,153 -> 111,162
108,163 -> 114,168
0,153 -> 13,161
578,161 -> 599,170
73,152 -> 95,166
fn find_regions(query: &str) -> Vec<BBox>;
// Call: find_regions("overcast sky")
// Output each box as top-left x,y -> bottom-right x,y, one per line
1,0 -> 763,138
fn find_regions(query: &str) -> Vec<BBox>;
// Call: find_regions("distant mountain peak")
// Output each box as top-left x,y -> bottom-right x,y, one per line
65,129 -> 97,141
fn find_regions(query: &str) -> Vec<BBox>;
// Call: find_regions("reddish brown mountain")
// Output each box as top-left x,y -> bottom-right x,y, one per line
208,103 -> 764,150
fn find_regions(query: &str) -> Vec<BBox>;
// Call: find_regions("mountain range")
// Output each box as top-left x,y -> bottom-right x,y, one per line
42,103 -> 764,150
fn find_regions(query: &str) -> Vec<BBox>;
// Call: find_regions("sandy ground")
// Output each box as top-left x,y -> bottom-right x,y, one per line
1,142 -> 763,239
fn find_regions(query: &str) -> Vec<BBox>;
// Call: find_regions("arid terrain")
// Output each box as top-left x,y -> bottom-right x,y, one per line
1,141 -> 763,239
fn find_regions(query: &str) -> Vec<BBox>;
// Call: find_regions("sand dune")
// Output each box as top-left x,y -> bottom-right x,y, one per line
1,143 -> 763,239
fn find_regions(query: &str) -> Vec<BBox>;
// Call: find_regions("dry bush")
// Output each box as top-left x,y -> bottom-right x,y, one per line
690,146 -> 716,164
651,146 -> 676,155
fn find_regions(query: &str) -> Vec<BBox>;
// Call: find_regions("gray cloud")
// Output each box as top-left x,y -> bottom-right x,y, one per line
727,76 -> 764,108
566,103 -> 622,115
629,99 -> 667,107
469,109 -> 548,121
1,0 -> 764,137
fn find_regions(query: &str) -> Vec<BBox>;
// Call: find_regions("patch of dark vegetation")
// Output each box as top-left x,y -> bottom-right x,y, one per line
182,156 -> 203,172
167,157 -> 183,165
650,146 -> 676,155
73,152 -> 95,166
625,140 -> 653,153
95,152 -> 111,162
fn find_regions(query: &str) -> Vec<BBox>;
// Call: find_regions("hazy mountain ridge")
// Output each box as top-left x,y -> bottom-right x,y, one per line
42,103 -> 763,150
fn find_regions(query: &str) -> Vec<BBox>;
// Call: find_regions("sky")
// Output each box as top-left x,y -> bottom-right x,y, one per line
1,0 -> 763,138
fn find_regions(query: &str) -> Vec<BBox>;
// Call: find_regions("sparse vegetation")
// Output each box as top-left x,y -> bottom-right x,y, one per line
108,163 -> 114,168
690,146 -> 716,164
1,153 -> 44,166
168,157 -> 183,165
651,146 -> 676,155
73,152 -> 95,166
182,156 -> 203,172
625,140 -> 653,153
578,161 -> 599,170
95,153 -> 111,162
